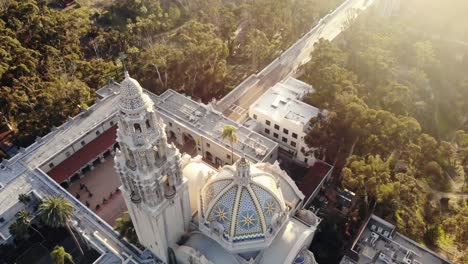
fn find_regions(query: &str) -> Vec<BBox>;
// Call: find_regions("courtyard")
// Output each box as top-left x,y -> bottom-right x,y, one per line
61,131 -> 226,229
68,157 -> 126,226
63,133 -> 212,228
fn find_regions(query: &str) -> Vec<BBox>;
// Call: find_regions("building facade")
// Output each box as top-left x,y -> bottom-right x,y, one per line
249,77 -> 318,166
114,73 -> 192,262
114,74 -> 321,264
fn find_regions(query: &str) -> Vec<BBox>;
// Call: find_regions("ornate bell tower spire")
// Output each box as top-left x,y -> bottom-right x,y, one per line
114,72 -> 190,262
115,71 -> 182,205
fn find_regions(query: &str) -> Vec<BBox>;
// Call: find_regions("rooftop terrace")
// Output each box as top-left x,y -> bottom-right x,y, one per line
250,77 -> 319,128
152,90 -> 278,163
0,166 -> 159,263
342,215 -> 452,264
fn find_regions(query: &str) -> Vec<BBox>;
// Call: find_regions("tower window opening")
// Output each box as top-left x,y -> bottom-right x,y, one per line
146,119 -> 151,128
134,123 -> 142,133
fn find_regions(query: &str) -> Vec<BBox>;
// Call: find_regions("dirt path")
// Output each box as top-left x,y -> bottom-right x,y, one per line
419,179 -> 468,200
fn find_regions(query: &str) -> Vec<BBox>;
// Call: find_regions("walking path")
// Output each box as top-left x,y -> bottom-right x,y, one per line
419,180 -> 468,200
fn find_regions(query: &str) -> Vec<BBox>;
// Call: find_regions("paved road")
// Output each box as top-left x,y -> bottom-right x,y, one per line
219,0 -> 375,123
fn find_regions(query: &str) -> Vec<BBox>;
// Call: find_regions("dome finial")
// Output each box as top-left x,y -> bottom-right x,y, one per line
235,154 -> 251,185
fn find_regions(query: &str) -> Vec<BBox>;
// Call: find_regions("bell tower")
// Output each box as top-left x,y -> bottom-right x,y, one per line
114,72 -> 191,262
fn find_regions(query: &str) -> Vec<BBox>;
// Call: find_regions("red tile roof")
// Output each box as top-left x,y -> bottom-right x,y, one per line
47,126 -> 117,183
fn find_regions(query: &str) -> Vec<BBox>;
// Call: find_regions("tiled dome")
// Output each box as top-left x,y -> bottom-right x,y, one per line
200,158 -> 287,247
293,248 -> 317,264
119,72 -> 147,112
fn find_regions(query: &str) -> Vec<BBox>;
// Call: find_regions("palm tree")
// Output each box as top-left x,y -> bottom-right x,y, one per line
15,209 -> 45,241
39,197 -> 84,255
221,125 -> 238,164
9,218 -> 28,240
50,245 -> 74,264
114,212 -> 138,245
18,193 -> 31,204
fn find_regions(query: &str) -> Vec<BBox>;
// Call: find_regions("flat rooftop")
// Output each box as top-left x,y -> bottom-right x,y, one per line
343,215 -> 452,264
0,167 -> 158,263
250,77 -> 319,127
1,80 -> 277,187
152,90 -> 278,163
0,82 -> 120,186
0,81 -> 160,263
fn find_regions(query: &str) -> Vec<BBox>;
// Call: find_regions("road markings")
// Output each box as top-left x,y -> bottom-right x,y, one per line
229,104 -> 246,115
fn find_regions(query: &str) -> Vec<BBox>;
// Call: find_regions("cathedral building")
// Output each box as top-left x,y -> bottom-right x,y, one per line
114,73 -> 320,264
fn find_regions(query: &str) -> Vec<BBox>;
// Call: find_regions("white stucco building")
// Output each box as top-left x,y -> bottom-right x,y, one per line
115,73 -> 320,264
248,77 -> 319,166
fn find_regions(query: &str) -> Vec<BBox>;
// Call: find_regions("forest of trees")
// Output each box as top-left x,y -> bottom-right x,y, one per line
2,0 -> 467,262
301,4 -> 468,263
0,0 -> 340,151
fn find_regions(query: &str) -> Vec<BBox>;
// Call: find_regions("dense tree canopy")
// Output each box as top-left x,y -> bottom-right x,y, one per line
301,5 -> 468,261
0,0 -> 341,147
128,20 -> 228,98
0,0 -> 118,145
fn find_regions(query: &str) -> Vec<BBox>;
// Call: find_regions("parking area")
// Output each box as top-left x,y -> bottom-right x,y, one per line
228,104 -> 247,115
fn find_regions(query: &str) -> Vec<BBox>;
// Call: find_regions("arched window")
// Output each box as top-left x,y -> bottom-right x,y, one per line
134,123 -> 142,133
146,119 -> 151,128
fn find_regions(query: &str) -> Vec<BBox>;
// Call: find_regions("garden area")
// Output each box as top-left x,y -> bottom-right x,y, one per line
0,194 -> 100,264
1,225 -> 100,264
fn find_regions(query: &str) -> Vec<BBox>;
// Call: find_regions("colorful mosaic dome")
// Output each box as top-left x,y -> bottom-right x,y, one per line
200,158 -> 287,246
293,248 -> 317,264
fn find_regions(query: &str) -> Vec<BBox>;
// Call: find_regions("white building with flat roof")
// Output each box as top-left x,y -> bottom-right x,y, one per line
340,214 -> 452,264
248,77 -> 319,166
